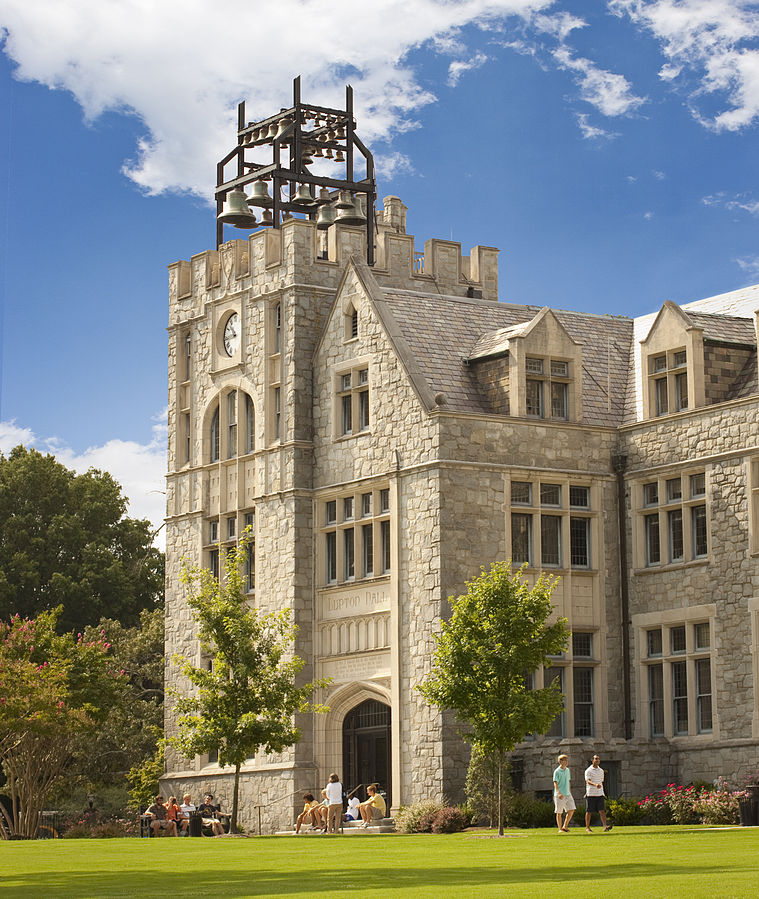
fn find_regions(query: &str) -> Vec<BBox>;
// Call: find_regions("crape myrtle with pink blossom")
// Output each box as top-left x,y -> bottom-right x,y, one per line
0,609 -> 126,839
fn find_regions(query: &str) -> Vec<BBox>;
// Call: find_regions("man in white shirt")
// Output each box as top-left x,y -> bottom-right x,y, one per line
584,755 -> 612,832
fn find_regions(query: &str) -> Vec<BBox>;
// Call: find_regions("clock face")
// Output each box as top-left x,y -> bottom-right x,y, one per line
223,312 -> 240,356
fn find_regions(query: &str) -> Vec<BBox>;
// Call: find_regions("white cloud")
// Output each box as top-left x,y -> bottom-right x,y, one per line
576,113 -> 619,140
0,412 -> 167,548
658,62 -> 681,80
652,169 -> 666,179
447,51 -> 489,86
375,152 -> 415,178
644,210 -> 654,219
702,192 -> 759,215
736,255 -> 759,277
0,420 -> 34,450
553,45 -> 647,116
611,0 -> 759,131
0,0 -> 556,198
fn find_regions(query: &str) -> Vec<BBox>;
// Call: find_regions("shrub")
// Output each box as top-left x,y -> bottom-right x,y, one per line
504,794 -> 555,829
606,797 -> 647,826
431,806 -> 468,834
395,800 -> 446,834
638,784 -> 697,825
61,814 -> 138,838
693,789 -> 740,825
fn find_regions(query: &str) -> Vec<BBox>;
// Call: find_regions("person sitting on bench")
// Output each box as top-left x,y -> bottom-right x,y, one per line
197,794 -> 225,836
145,795 -> 178,837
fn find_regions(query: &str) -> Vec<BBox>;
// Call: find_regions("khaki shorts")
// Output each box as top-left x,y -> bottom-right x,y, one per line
554,794 -> 576,814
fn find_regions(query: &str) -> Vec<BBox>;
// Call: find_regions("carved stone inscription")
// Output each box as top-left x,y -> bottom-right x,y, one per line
318,584 -> 391,621
319,651 -> 391,683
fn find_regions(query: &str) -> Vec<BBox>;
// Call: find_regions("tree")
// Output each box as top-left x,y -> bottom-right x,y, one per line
417,561 -> 570,835
169,536 -> 328,833
75,609 -> 164,793
0,446 -> 164,633
0,610 -> 124,838
465,741 -> 513,829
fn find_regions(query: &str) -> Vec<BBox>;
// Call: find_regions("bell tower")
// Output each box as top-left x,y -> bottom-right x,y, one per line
163,78 -> 378,823
215,75 -> 376,264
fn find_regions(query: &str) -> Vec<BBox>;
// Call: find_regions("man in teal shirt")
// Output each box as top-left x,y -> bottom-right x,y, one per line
553,754 -> 575,832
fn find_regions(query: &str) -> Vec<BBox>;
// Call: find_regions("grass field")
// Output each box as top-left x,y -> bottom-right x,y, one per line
1,826 -> 757,898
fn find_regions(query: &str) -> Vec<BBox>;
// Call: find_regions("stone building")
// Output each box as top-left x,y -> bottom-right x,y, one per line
163,193 -> 759,830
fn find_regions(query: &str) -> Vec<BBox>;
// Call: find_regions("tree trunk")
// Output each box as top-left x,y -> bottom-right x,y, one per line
497,746 -> 504,836
230,762 -> 241,834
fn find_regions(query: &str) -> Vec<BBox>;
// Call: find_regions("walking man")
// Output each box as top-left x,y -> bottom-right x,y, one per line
553,754 -> 575,833
585,754 -> 612,832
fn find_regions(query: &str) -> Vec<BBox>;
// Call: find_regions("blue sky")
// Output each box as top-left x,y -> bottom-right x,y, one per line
1,0 -> 758,541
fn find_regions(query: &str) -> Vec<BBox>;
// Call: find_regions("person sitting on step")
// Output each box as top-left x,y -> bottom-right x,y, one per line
295,793 -> 322,834
358,785 -> 386,828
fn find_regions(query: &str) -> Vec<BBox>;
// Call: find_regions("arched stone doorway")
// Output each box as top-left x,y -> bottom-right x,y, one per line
342,699 -> 391,808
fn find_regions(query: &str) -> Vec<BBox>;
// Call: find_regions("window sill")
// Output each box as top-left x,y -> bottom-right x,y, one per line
634,558 -> 710,576
320,574 -> 391,592
512,565 -> 598,575
334,429 -> 372,443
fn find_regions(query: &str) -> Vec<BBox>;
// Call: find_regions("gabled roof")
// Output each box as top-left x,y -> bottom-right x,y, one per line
371,286 -> 633,426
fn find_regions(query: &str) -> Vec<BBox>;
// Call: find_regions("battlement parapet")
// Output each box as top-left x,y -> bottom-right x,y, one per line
168,196 -> 499,322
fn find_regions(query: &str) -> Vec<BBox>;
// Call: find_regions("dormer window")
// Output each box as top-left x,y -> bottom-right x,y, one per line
648,348 -> 688,416
525,356 -> 570,420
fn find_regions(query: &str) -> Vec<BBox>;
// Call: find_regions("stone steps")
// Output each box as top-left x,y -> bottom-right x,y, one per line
277,817 -> 396,836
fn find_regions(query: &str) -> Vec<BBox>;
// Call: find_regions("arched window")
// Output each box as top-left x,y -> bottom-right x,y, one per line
245,394 -> 255,453
210,405 -> 220,462
227,390 -> 237,458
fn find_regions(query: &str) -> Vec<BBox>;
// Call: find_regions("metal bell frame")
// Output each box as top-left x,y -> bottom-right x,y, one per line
215,75 -> 377,265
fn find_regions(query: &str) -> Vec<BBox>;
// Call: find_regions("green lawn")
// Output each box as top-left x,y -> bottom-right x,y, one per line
1,826 -> 757,898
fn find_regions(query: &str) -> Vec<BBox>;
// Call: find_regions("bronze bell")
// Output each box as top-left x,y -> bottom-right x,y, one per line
217,189 -> 257,228
316,204 -> 337,230
334,189 -> 354,209
290,184 -> 318,208
248,181 -> 273,208
275,117 -> 292,141
267,122 -> 278,139
335,196 -> 366,226
260,209 -> 274,227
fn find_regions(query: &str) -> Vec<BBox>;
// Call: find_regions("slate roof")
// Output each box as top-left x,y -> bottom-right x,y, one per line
686,311 -> 756,345
357,262 -> 757,428
728,350 -> 758,400
375,287 -> 634,427
469,323 -> 531,359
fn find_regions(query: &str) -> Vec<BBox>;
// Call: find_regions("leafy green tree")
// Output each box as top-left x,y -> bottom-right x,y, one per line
126,743 -> 165,811
0,610 -> 124,838
0,446 -> 164,633
74,609 -> 164,793
418,561 -> 570,835
169,536 -> 328,833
